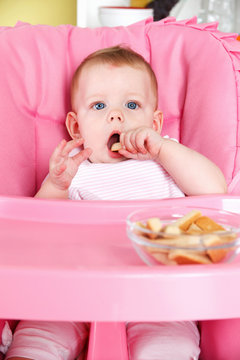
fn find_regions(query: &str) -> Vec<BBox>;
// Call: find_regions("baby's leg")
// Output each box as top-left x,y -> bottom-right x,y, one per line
5,320 -> 89,360
127,321 -> 200,360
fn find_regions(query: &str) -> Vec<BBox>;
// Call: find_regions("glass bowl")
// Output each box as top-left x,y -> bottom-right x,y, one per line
126,206 -> 240,266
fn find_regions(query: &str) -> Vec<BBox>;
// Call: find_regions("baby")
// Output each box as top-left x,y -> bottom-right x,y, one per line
6,46 -> 227,360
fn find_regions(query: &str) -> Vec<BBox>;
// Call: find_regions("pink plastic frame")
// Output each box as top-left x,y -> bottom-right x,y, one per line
1,194 -> 240,359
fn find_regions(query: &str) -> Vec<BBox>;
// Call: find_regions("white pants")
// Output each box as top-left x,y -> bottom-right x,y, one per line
127,321 -> 200,360
5,321 -> 89,360
6,320 -> 200,360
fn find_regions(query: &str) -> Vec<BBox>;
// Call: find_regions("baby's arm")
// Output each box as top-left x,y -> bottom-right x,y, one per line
153,137 -> 227,195
119,127 -> 227,195
35,138 -> 92,199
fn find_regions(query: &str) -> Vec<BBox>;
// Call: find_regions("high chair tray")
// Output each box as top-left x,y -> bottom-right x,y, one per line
0,194 -> 240,322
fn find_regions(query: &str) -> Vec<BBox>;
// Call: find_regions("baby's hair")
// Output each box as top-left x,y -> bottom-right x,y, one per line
71,45 -> 158,110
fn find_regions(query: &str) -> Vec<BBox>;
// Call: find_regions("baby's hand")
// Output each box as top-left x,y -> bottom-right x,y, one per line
49,138 -> 92,191
119,127 -> 163,161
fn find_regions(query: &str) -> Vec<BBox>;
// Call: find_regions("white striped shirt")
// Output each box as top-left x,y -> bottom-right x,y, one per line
69,159 -> 185,201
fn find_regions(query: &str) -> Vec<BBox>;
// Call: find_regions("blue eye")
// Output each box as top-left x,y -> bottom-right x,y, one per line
126,101 -> 138,110
93,102 -> 106,110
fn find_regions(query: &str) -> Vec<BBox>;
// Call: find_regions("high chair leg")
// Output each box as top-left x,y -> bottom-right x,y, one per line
87,322 -> 129,360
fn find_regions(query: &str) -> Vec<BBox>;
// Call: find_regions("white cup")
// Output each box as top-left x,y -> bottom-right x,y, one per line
99,6 -> 153,27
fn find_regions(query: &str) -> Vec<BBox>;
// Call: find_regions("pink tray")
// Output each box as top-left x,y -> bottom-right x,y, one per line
0,194 -> 240,323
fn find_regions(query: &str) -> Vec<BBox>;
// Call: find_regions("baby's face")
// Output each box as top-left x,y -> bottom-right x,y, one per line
69,63 -> 160,163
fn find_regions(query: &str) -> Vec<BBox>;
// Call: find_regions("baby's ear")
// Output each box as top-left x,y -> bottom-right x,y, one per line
65,112 -> 81,139
152,110 -> 163,134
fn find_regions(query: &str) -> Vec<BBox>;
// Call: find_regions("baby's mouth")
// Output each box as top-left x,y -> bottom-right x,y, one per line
107,132 -> 121,151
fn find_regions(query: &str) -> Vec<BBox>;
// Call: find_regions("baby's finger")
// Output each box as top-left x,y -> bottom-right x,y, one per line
134,130 -> 147,154
121,132 -> 137,154
118,148 -> 138,160
72,147 -> 92,166
51,139 -> 67,161
62,138 -> 85,157
129,130 -> 146,153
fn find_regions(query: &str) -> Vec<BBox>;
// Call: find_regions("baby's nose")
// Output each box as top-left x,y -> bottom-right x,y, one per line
108,110 -> 124,122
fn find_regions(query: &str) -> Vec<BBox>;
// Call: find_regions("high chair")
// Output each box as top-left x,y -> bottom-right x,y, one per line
0,16 -> 240,360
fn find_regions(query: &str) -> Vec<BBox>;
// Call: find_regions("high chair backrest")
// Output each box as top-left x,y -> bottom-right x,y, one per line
0,17 -> 239,196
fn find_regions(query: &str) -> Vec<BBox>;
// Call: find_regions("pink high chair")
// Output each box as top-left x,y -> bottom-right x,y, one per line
0,16 -> 240,360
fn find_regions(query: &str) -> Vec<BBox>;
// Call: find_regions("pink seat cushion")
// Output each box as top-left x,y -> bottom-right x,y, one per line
0,17 -> 239,196
149,17 -> 240,188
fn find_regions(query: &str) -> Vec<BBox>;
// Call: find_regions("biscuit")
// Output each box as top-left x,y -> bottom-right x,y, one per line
149,234 -> 201,247
168,250 -> 212,265
173,210 -> 202,231
150,251 -> 177,265
147,217 -> 163,233
186,223 -> 203,235
135,221 -> 148,236
146,217 -> 163,239
203,233 -> 236,262
111,142 -> 121,151
163,224 -> 182,235
195,216 -> 225,232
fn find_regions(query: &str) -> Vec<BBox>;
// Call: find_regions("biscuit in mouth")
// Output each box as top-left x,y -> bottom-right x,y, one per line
111,142 -> 122,151
107,133 -> 121,151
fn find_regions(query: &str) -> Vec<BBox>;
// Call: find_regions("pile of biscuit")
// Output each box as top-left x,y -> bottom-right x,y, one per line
135,210 -> 237,265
